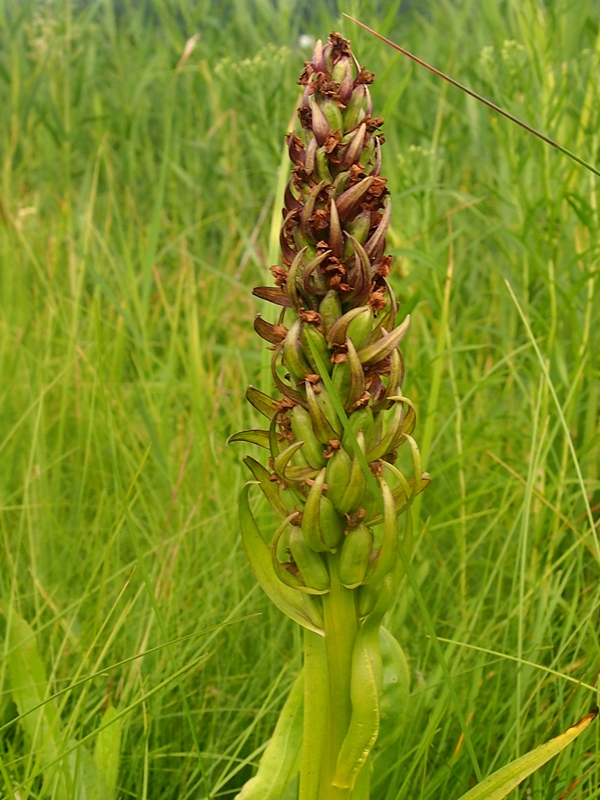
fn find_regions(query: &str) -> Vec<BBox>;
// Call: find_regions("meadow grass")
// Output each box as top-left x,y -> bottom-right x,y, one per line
0,0 -> 598,797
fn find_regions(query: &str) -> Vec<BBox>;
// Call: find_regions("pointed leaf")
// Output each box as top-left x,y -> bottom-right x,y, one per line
301,181 -> 326,242
0,603 -> 61,763
329,199 -> 343,259
458,708 -> 597,800
364,199 -> 391,259
357,315 -> 410,365
286,247 -> 308,312
254,315 -> 287,345
243,457 -> 288,518
227,430 -> 271,449
246,386 -> 279,420
252,287 -> 292,307
235,672 -> 304,800
273,441 -> 306,479
336,176 -> 375,222
366,478 -> 398,586
327,306 -> 370,346
239,485 -> 324,635
92,705 -> 123,800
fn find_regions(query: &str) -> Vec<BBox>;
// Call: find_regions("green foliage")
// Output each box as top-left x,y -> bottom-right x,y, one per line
0,604 -> 122,799
0,0 -> 598,797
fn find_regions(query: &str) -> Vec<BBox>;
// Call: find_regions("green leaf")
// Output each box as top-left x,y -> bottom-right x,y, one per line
0,602 -> 61,764
239,484 -> 324,635
66,740 -> 99,800
243,456 -> 289,519
458,708 -> 598,800
0,603 -> 99,800
378,626 -> 410,750
227,429 -> 271,449
92,705 -> 123,800
235,672 -> 303,800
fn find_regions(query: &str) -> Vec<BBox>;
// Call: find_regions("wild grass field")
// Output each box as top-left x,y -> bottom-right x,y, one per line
0,0 -> 599,797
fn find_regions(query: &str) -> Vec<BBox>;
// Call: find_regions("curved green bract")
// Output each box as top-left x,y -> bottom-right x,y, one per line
239,484 -> 324,636
235,672 -> 304,800
227,429 -> 271,449
458,708 -> 597,800
377,626 -> 410,751
333,578 -> 392,789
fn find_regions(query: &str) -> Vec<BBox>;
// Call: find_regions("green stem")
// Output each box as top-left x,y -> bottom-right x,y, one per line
351,755 -> 371,800
300,555 -> 373,799
319,551 -> 359,799
300,631 -> 328,800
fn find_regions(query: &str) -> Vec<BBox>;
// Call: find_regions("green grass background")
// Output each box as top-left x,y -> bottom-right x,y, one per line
0,0 -> 599,797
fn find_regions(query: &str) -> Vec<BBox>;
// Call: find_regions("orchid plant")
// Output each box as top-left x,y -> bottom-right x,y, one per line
230,31 -> 596,800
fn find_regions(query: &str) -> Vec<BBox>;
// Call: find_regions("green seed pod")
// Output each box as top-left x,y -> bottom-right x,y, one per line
289,526 -> 330,592
301,468 -> 329,553
319,291 -> 342,334
359,136 -> 375,167
346,307 -> 374,350
301,324 -> 332,375
327,306 -> 370,346
357,581 -> 379,618
283,319 -> 310,383
341,123 -> 366,170
321,98 -> 344,134
290,405 -> 326,469
331,358 -> 352,408
331,56 -> 350,86
344,338 -> 366,411
345,209 -> 372,249
315,146 -> 334,184
343,84 -> 366,130
306,381 -> 343,444
337,431 -> 367,514
306,381 -> 339,444
369,412 -> 384,452
339,523 -> 373,588
331,169 -> 350,198
342,408 -> 374,450
325,447 -> 352,508
319,495 -> 344,550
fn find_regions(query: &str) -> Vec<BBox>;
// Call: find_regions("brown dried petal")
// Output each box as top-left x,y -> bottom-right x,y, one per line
270,265 -> 288,286
253,286 -> 292,307
356,66 -> 375,84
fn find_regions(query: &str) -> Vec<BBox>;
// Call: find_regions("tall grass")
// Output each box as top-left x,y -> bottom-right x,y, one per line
0,0 -> 598,797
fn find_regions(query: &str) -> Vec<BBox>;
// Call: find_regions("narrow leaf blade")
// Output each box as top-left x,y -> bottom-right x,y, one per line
235,672 -> 304,800
458,709 -> 598,800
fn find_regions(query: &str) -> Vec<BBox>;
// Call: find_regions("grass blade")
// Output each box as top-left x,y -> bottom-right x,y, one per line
458,708 -> 598,800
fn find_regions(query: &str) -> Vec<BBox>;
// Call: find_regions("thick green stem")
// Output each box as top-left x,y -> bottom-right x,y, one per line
320,551 -> 359,799
300,631 -> 328,800
300,556 -> 375,800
